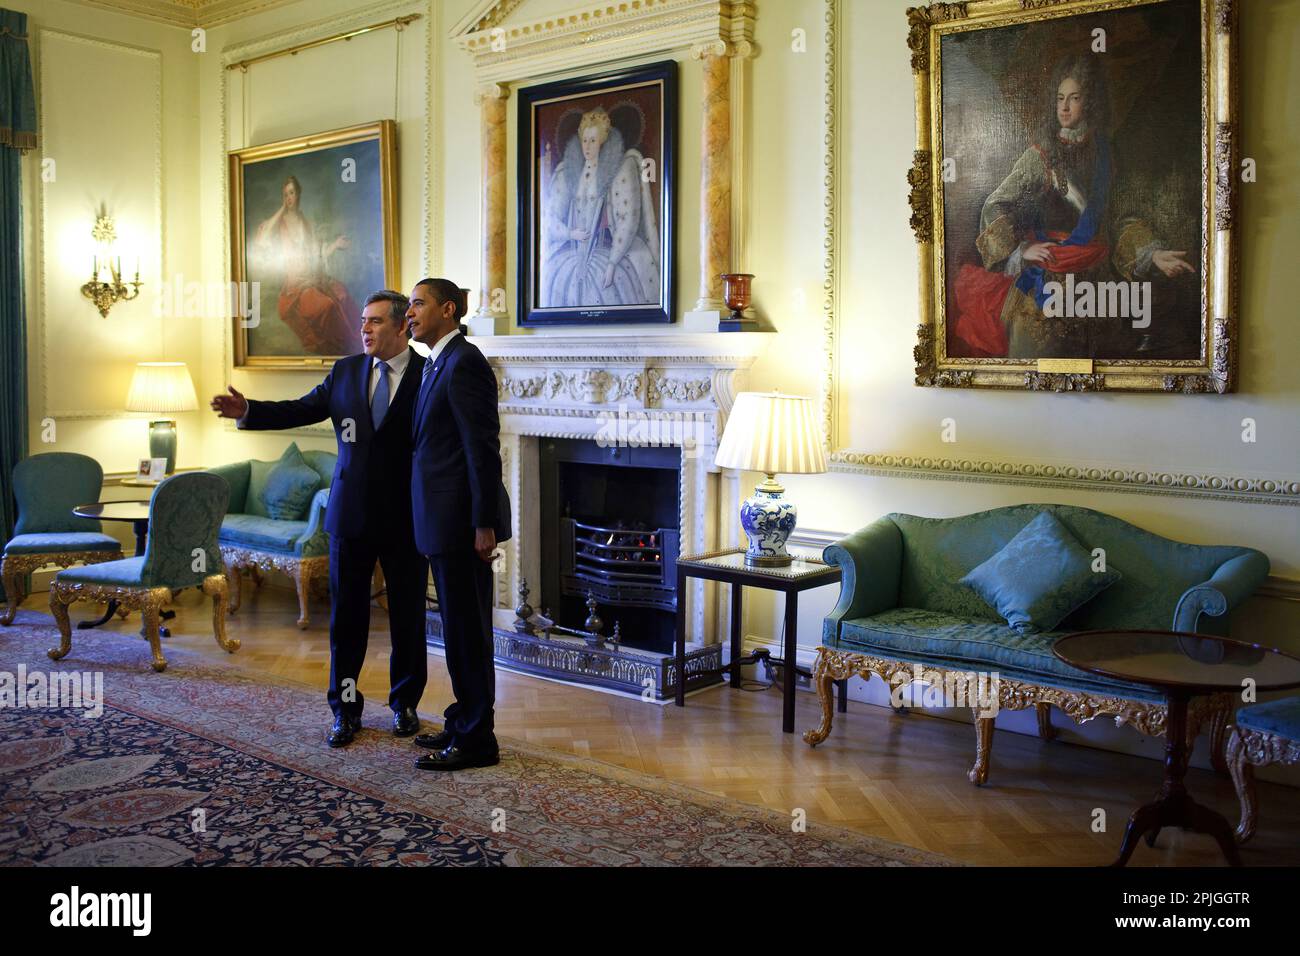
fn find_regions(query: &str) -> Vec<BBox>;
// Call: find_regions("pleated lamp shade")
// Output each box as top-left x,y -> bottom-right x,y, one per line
715,392 -> 828,476
125,362 -> 198,413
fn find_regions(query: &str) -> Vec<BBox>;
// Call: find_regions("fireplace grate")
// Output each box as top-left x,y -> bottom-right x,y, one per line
561,519 -> 678,613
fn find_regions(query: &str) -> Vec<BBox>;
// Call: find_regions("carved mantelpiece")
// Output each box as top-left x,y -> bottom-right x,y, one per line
475,331 -> 770,648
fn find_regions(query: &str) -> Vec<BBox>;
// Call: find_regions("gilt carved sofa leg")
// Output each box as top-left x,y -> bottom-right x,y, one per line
969,715 -> 994,785
803,648 -> 837,747
1225,727 -> 1257,844
1035,702 -> 1057,741
293,563 -> 312,630
225,559 -> 243,614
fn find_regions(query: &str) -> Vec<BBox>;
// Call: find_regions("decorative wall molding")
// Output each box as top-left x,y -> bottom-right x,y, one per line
37,31 -> 163,422
69,0 -> 310,29
816,0 -> 1289,506
828,450 -> 1300,507
453,0 -> 756,85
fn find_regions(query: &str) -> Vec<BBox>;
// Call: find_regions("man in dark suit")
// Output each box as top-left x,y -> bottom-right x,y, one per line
406,278 -> 511,772
210,291 -> 429,749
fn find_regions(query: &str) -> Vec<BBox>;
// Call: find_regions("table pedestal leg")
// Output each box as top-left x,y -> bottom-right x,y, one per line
782,590 -> 798,734
77,601 -> 119,629
1112,691 -> 1242,867
675,566 -> 687,707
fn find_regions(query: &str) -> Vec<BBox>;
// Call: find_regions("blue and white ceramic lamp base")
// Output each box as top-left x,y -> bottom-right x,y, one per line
739,476 -> 797,568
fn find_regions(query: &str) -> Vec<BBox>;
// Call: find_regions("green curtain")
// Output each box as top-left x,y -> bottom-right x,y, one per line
0,8 -> 36,602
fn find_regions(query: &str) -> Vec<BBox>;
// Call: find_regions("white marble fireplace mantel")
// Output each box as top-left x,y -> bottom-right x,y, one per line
473,330 -> 773,648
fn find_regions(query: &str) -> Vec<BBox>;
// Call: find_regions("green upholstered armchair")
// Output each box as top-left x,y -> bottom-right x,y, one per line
2,453 -> 124,625
209,447 -> 336,629
808,504 -> 1270,785
49,472 -> 237,672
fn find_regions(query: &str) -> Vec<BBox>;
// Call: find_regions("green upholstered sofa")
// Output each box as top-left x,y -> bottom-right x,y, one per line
209,449 -> 336,629
806,504 -> 1270,785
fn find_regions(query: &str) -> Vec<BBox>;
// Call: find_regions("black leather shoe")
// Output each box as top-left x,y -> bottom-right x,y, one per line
413,728 -> 454,751
393,707 -> 420,737
326,714 -> 362,749
414,744 -> 500,772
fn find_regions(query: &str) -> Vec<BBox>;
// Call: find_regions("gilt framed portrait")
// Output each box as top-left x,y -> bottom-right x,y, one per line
229,121 -> 398,369
517,61 -> 677,327
908,0 -> 1238,392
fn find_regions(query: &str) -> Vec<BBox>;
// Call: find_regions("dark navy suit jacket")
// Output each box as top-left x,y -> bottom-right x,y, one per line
241,347 -> 424,544
411,333 -> 511,557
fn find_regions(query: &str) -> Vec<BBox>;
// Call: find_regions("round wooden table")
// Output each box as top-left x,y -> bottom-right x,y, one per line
1054,629 -> 1300,866
71,501 -> 174,636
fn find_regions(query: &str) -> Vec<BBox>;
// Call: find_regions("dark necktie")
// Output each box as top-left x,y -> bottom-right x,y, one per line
371,360 -> 391,430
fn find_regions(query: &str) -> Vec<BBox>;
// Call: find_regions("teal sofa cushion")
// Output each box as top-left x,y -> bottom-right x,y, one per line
836,607 -> 1161,702
960,511 -> 1121,633
55,557 -> 146,587
261,444 -> 320,520
1236,697 -> 1300,738
4,532 -> 121,555
219,514 -> 309,554
245,459 -> 275,519
890,505 -> 1255,634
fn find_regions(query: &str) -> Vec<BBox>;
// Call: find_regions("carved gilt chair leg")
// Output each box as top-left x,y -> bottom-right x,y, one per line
969,715 -> 994,785
47,587 -> 74,661
0,561 -> 20,626
203,574 -> 239,654
141,601 -> 167,672
1225,728 -> 1258,844
293,562 -> 312,630
802,648 -> 837,747
1035,702 -> 1058,741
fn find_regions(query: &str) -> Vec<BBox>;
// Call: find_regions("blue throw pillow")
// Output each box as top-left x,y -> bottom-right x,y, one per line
260,443 -> 321,521
959,511 -> 1121,634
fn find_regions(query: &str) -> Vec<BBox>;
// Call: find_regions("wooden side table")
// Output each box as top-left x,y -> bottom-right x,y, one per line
675,548 -> 842,733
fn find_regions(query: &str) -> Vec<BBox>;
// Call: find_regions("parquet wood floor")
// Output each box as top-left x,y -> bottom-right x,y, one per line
51,584 -> 1300,866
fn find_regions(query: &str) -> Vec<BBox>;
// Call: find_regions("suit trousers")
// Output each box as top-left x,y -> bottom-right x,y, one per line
327,528 -> 428,719
428,552 -> 496,747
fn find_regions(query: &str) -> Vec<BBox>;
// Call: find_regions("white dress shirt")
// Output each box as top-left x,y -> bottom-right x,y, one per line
422,328 -> 462,372
369,346 -> 411,404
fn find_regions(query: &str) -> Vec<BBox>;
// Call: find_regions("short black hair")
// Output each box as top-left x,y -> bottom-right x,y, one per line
363,290 -> 410,324
414,278 -> 468,320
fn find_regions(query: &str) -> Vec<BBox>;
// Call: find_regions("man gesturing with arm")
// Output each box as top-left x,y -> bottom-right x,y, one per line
211,291 -> 429,749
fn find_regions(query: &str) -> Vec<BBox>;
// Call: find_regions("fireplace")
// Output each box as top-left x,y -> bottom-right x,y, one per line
424,331 -> 770,697
541,439 -> 680,653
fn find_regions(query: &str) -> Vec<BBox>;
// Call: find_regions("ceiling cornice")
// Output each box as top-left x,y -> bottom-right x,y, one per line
65,0 -> 312,29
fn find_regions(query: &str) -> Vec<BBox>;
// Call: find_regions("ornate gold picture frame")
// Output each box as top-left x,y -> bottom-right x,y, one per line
908,0 -> 1238,392
229,121 -> 399,370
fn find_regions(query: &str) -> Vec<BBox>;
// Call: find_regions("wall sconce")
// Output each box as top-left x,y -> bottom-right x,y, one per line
80,215 -> 141,317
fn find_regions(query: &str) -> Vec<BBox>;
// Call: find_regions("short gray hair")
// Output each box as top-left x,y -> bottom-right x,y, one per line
363,290 -> 410,324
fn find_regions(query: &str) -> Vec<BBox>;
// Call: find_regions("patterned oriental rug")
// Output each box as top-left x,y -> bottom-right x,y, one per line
0,613 -> 952,867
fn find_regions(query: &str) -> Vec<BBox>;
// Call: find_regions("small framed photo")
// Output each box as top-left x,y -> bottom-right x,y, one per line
136,458 -> 167,483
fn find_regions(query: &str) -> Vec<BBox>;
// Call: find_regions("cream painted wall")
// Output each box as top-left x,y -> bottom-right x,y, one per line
17,0 -> 201,476
196,0 -> 435,469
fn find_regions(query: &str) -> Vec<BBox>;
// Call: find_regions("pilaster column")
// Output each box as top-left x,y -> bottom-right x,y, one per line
693,41 -> 733,312
474,83 -> 510,331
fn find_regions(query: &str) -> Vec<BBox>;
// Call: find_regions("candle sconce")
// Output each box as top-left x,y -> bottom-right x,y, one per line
80,215 -> 141,318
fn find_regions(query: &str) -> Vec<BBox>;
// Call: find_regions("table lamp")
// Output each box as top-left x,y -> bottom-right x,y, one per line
125,362 -> 198,474
715,391 -> 827,567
